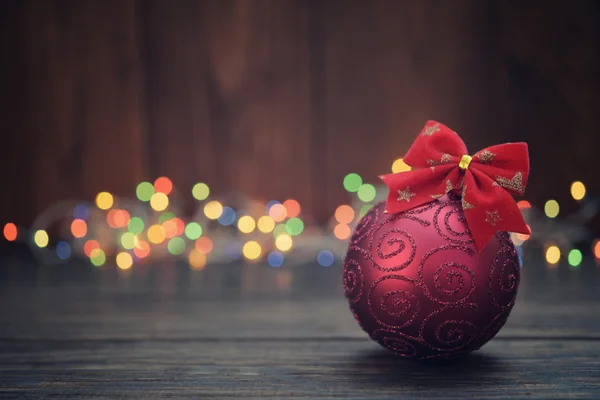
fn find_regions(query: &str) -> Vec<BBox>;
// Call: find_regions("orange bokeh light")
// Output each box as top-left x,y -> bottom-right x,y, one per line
594,240 -> 600,259
269,204 -> 287,222
195,237 -> 213,254
107,209 -> 131,229
334,223 -> 351,240
154,177 -> 173,195
516,225 -> 531,241
3,223 -> 17,241
517,200 -> 531,209
134,240 -> 151,258
84,240 -> 100,257
71,219 -> 87,238
162,218 -> 184,238
282,199 -> 301,218
335,205 -> 355,224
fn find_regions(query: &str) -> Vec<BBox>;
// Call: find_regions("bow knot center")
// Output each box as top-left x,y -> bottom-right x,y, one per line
458,155 -> 472,171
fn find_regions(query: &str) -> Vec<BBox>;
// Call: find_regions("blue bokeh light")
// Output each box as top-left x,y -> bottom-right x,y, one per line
73,205 -> 89,221
317,250 -> 335,267
268,251 -> 284,268
218,206 -> 236,226
56,241 -> 71,260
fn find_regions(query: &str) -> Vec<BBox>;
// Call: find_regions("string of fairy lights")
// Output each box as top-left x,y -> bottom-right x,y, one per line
2,158 -> 598,270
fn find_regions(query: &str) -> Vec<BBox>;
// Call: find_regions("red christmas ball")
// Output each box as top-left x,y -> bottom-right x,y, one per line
343,195 -> 520,359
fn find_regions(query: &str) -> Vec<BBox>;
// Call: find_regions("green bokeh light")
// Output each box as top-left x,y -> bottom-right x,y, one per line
192,183 -> 210,201
136,182 -> 155,202
128,217 -> 145,234
357,184 -> 376,202
120,232 -> 136,249
568,249 -> 582,268
273,224 -> 288,238
158,212 -> 176,224
168,237 -> 186,255
90,249 -> 106,267
185,222 -> 203,240
343,173 -> 362,192
285,217 -> 304,236
359,204 -> 373,218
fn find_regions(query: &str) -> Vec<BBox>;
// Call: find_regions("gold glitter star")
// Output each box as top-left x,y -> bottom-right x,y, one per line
476,150 -> 496,164
422,123 -> 440,136
494,172 -> 525,195
397,186 -> 416,202
441,153 -> 453,163
485,210 -> 502,227
427,154 -> 452,172
461,185 -> 474,210
445,179 -> 454,194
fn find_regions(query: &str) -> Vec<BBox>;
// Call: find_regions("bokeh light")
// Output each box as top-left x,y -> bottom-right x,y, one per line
158,212 -> 176,224
568,249 -> 582,268
167,237 -> 186,255
90,248 -> 106,266
218,207 -> 236,226
188,249 -> 207,270
134,240 -> 151,258
95,192 -> 114,210
266,200 -> 281,214
267,251 -> 284,267
285,217 -> 304,236
204,201 -> 223,220
154,177 -> 173,195
56,241 -> 71,260
34,230 -> 49,248
136,182 -> 155,202
116,252 -> 133,270
84,240 -> 101,257
128,217 -> 145,234
594,240 -> 600,259
120,233 -> 136,250
73,205 -> 89,220
147,224 -> 167,244
269,204 -> 287,222
343,173 -> 362,192
150,192 -> 169,212
283,199 -> 301,218
195,237 -> 213,254
70,219 -> 87,238
107,209 -> 130,229
317,250 -> 335,267
237,216 -> 256,234
273,224 -> 288,238
275,234 -> 293,252
517,200 -> 531,209
570,181 -> 586,201
359,204 -> 372,218
257,216 -> 275,233
545,245 -> 561,265
3,223 -> 17,241
192,183 -> 210,201
357,184 -> 376,202
335,205 -> 355,224
391,158 -> 411,173
334,223 -> 351,240
242,241 -> 262,260
544,200 -> 559,218
185,222 -> 203,240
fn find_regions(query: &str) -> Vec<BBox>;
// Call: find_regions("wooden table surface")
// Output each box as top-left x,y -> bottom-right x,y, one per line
1,255 -> 599,399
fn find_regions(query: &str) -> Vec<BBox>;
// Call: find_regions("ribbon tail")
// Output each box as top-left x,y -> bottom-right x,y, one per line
380,165 -> 454,214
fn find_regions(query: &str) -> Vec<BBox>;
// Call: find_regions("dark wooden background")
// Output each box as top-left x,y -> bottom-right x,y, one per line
1,0 -> 599,226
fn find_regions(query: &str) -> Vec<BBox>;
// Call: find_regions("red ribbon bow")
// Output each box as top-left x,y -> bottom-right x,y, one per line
380,120 -> 530,251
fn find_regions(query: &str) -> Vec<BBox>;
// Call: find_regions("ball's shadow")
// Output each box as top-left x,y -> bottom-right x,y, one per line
346,348 -> 508,389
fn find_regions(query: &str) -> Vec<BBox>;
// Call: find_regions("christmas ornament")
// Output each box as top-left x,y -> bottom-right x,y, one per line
343,121 -> 529,359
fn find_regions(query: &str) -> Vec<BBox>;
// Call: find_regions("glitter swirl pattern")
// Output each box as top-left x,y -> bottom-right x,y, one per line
343,195 -> 519,359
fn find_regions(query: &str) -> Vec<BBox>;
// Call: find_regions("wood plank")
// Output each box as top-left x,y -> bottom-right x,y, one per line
0,338 -> 599,398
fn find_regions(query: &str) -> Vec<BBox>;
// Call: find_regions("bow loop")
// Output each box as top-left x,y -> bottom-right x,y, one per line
381,121 -> 530,250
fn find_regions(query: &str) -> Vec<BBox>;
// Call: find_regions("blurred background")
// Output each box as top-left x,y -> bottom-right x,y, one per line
0,0 -> 599,282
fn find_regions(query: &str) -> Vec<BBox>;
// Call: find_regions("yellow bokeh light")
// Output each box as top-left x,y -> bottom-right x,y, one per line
391,158 -> 411,173
204,201 -> 223,220
95,192 -> 114,210
116,252 -> 133,270
150,192 -> 169,212
275,234 -> 293,252
257,216 -> 275,233
147,224 -> 166,244
242,240 -> 262,260
189,249 -> 207,270
545,245 -> 561,265
570,181 -> 586,201
34,230 -> 49,248
544,200 -> 559,218
237,216 -> 256,234
269,204 -> 287,222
